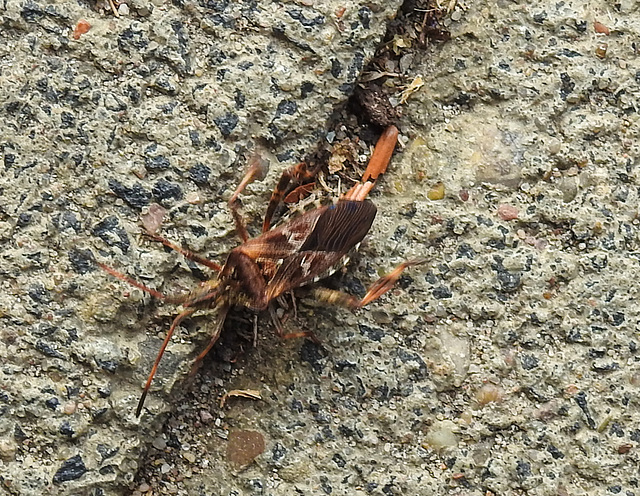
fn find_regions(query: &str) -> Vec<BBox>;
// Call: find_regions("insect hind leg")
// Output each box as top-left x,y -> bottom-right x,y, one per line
343,125 -> 398,202
311,257 -> 426,309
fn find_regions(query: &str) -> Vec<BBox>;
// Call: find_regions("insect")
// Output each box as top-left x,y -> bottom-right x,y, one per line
98,125 -> 423,416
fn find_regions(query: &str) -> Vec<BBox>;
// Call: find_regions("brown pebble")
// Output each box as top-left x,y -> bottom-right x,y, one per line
595,43 -> 608,59
618,443 -> 633,454
73,19 -> 91,40
497,204 -> 519,221
227,430 -> 265,468
594,21 -> 610,35
141,204 -> 167,234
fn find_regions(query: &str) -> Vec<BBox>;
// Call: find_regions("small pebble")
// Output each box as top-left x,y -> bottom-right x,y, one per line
595,43 -> 608,59
118,2 -> 130,15
594,21 -> 610,35
138,483 -> 151,492
152,437 -> 167,450
497,204 -> 519,221
63,402 -> 77,415
72,19 -> 91,40
427,182 -> 445,200
160,463 -> 171,474
199,410 -> 214,424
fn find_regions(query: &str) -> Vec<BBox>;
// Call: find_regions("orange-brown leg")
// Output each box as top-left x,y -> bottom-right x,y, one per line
343,125 -> 399,202
262,162 -> 319,232
268,303 -> 321,344
145,232 -> 222,272
311,257 -> 426,310
136,307 -> 197,416
228,155 -> 269,242
188,305 -> 230,376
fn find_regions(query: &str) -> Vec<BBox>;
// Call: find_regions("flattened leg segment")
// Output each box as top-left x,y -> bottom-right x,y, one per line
311,258 -> 426,310
343,125 -> 399,202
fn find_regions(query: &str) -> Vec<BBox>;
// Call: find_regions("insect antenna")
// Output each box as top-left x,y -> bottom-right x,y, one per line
96,261 -> 187,303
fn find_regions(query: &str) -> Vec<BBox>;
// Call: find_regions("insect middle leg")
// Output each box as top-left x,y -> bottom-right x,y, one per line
96,261 -> 192,304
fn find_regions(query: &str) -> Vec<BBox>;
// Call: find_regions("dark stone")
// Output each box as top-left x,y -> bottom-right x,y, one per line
358,7 -> 371,28
97,444 -> 119,462
272,443 -> 286,462
300,340 -> 327,373
275,99 -> 297,117
560,73 -> 575,99
286,8 -> 325,27
17,212 -> 31,227
144,154 -> 171,171
332,453 -> 346,468
35,340 -> 65,359
28,284 -> 50,304
108,179 -> 151,209
59,421 -> 74,438
45,397 -> 59,410
53,455 -> 87,483
152,179 -> 183,202
330,59 -> 342,78
516,460 -> 531,478
189,163 -> 211,185
432,286 -> 452,299
68,249 -> 95,274
93,216 -> 131,253
95,357 -> 118,373
214,112 -> 239,136
547,444 -> 564,459
520,354 -> 539,370
358,324 -> 383,342
300,82 -> 314,98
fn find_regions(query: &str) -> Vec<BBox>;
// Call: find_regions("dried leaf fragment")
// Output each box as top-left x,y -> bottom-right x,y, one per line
399,75 -> 424,104
220,389 -> 262,408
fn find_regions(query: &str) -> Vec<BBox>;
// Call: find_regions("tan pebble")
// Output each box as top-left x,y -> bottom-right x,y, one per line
63,402 -> 77,415
427,182 -> 445,200
475,384 -> 503,405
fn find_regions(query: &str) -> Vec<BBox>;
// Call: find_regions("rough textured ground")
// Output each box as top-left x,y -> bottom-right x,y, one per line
0,0 -> 401,494
2,0 -> 640,495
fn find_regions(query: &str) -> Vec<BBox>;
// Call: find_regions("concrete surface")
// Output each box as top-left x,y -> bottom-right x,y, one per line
2,0 -> 640,495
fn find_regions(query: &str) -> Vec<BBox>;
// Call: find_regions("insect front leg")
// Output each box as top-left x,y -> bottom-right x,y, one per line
342,125 -> 399,202
228,155 -> 269,242
262,161 -> 320,233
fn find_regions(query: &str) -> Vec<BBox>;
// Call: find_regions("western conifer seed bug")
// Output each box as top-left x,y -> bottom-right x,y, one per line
98,125 -> 424,416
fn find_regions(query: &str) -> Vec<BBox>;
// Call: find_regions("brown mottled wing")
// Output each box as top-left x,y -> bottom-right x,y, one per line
300,200 -> 377,253
238,207 -> 326,261
265,200 -> 377,299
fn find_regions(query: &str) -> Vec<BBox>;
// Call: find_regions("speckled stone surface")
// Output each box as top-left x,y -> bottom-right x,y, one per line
0,1 -> 401,494
4,0 -> 640,494
132,1 -> 640,495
